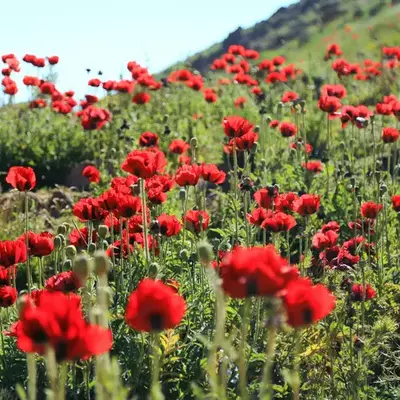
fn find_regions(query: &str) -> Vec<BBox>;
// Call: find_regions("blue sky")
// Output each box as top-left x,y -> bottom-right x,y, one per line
1,0 -> 294,102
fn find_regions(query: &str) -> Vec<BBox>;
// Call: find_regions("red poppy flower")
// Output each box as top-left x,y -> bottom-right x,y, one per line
312,230 -> 338,251
4,83 -> 18,95
200,164 -> 226,185
302,160 -> 323,173
244,49 -> 259,59
139,131 -> 159,147
117,195 -> 142,218
290,142 -> 313,153
247,208 -> 269,226
106,239 -> 133,259
211,59 -> 228,70
17,291 -> 112,361
318,95 -> 341,113
228,45 -> 246,56
258,59 -> 273,71
392,195 -> 400,212
292,194 -> 321,216
261,211 -> 297,232
111,175 -> 139,194
272,55 -> 285,66
169,139 -> 190,155
105,213 -> 121,233
179,155 -> 192,165
204,88 -> 218,103
1,54 -> 15,63
360,201 -> 382,219
23,76 -> 41,87
382,127 -> 399,143
132,92 -> 151,104
6,166 -> 36,191
22,232 -> 54,257
251,86 -> 263,96
125,279 -> 186,332
0,286 -> 17,307
121,149 -> 167,178
1,68 -> 11,76
45,271 -> 82,293
29,99 -> 47,109
223,116 -> 254,138
115,80 -> 136,93
234,96 -> 247,108
32,57 -> 45,67
254,187 -> 278,209
81,165 -> 100,184
282,278 -> 336,327
69,227 -> 97,249
274,192 -> 299,213
219,246 -> 299,298
77,105 -> 112,130
325,43 -> 342,59
23,54 -> 35,63
175,164 -> 201,186
40,82 -> 55,95
183,210 -> 210,233
279,122 -> 297,137
88,78 -> 101,87
146,174 -> 174,205
168,69 -> 193,82
266,71 -> 287,84
47,56 -> 59,65
156,214 -> 182,236
321,221 -> 340,233
73,198 -> 104,222
351,284 -> 376,301
0,239 -> 27,267
97,189 -> 119,213
269,120 -> 280,128
233,131 -> 259,151
343,236 -> 366,255
321,84 -> 347,99
102,80 -> 116,91
0,266 -> 11,286
186,76 -> 204,91
376,103 -> 393,116
281,91 -> 299,103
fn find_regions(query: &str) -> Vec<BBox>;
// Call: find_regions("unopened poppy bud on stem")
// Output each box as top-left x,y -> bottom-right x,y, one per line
197,241 -> 214,266
149,262 -> 159,278
179,188 -> 186,201
54,235 -> 64,250
98,225 -> 109,239
190,137 -> 198,149
180,249 -> 189,261
94,251 -> 110,277
254,125 -> 260,133
130,184 -> 140,196
57,224 -> 67,235
65,245 -> 77,259
163,114 -> 169,124
265,116 -> 272,123
63,259 -> 73,270
73,255 -> 94,284
88,243 -> 96,255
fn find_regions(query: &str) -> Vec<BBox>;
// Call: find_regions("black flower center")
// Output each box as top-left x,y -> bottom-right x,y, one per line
150,314 -> 164,331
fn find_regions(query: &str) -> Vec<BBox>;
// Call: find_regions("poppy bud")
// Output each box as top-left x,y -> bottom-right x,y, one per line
94,251 -> 110,277
130,184 -> 140,196
254,125 -> 260,133
163,114 -> 169,124
190,137 -> 198,149
240,176 -> 253,191
259,105 -> 268,114
179,188 -> 186,201
164,126 -> 171,135
57,225 -> 67,235
250,142 -> 259,155
180,249 -> 189,261
149,262 -> 159,278
339,141 -> 346,149
73,255 -> 93,283
98,225 -> 109,239
149,220 -> 161,235
299,99 -> 306,108
197,240 -> 214,266
65,245 -> 77,259
54,235 -> 64,250
63,259 -> 73,270
265,116 -> 272,123
88,243 -> 96,255
379,184 -> 388,194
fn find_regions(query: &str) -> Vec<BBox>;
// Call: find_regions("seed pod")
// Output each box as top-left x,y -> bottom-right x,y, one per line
73,255 -> 94,284
98,225 -> 109,239
197,241 -> 214,266
94,251 -> 110,277
65,245 -> 77,259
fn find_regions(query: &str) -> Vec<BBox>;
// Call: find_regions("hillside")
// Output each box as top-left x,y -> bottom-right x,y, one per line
175,0 -> 400,74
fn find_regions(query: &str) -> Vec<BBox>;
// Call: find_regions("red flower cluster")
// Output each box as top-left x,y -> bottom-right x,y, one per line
82,165 -> 101,183
16,291 -> 112,361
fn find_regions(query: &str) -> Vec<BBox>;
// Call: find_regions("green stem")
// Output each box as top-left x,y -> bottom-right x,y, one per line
239,299 -> 251,400
151,333 -> 164,400
27,353 -> 37,400
260,325 -> 278,400
140,179 -> 150,267
25,192 -> 31,293
292,330 -> 302,400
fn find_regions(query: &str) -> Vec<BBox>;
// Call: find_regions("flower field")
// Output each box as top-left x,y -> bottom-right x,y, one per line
1,15 -> 400,400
